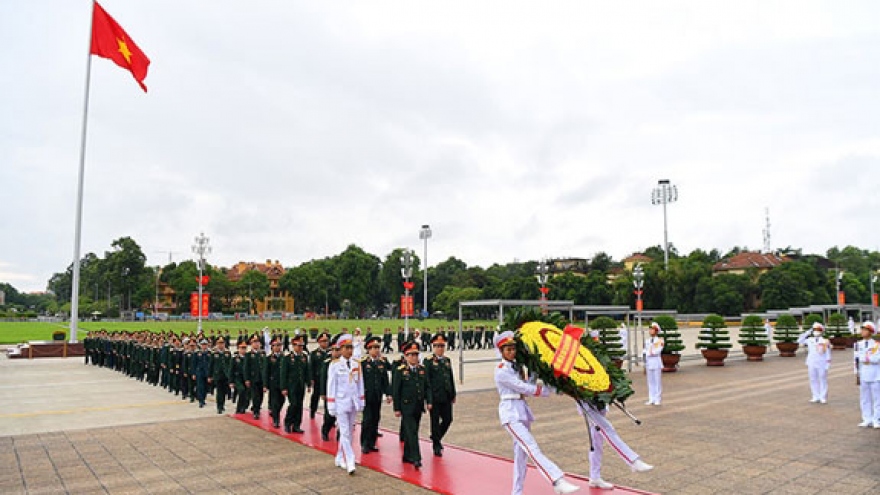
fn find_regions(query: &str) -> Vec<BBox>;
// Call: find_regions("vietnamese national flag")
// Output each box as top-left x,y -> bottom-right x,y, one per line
90,2 -> 150,91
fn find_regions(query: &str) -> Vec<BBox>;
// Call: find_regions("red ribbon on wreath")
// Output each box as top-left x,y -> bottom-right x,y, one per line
550,325 -> 584,378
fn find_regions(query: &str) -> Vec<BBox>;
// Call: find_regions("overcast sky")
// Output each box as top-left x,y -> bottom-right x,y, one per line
2,1 -> 879,293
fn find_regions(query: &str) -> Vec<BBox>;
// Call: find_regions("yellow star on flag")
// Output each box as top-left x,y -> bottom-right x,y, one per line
116,38 -> 132,64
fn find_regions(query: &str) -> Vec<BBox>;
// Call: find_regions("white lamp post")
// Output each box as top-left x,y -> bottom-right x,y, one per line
401,250 -> 414,335
651,179 -> 678,270
192,232 -> 211,333
419,225 -> 432,317
632,263 -> 645,372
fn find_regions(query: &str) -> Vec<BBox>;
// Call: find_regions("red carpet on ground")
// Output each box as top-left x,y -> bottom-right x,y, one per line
233,409 -> 655,495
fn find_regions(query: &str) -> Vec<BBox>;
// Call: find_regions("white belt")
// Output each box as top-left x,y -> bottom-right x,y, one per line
500,394 -> 524,400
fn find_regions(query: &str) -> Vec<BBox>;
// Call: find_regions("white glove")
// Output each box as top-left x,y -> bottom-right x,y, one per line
327,405 -> 336,417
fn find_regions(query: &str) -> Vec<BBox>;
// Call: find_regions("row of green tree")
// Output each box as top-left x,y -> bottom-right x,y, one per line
5,239 -> 879,318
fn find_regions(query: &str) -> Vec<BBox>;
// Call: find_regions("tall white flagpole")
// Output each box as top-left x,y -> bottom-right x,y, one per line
69,1 -> 96,344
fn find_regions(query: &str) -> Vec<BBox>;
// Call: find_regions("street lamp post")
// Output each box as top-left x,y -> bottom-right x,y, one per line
419,225 -> 432,317
871,273 -> 878,322
192,232 -> 211,333
651,179 -> 678,270
401,250 -> 414,336
632,263 -> 645,372
535,259 -> 550,311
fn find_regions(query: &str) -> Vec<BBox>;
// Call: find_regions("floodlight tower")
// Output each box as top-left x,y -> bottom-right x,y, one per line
651,179 -> 678,270
192,232 -> 211,333
419,225 -> 432,317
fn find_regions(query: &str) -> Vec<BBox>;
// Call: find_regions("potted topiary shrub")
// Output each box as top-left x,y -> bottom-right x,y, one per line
826,313 -> 848,350
774,314 -> 800,357
52,331 -> 66,341
696,314 -> 732,366
738,315 -> 769,361
653,315 -> 684,372
590,316 -> 625,368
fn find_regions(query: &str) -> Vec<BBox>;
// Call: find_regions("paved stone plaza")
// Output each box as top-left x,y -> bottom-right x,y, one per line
1,349 -> 878,494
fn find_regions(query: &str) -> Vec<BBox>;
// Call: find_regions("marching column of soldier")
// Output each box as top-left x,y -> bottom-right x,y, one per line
82,326 -> 458,473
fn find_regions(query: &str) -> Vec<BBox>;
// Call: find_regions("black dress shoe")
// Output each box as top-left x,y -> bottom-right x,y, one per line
369,447 -> 380,452
273,421 -> 280,428
253,412 -> 260,419
434,449 -> 443,457
413,461 -> 422,469
292,428 -> 304,434
321,432 -> 329,441
376,432 -> 384,437
362,448 -> 371,454
402,458 -> 412,464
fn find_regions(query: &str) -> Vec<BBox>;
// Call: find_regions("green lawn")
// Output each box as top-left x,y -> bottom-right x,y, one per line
0,319 -> 496,344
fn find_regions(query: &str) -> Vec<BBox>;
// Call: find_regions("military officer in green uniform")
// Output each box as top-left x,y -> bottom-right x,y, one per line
192,339 -> 212,408
361,336 -> 391,454
264,340 -> 285,428
424,333 -> 455,456
212,337 -> 232,414
392,341 -> 431,468
281,334 -> 310,433
245,338 -> 266,419
309,332 -> 331,420
230,341 -> 249,414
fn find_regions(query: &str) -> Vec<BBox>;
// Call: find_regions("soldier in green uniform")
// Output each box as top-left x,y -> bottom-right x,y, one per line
230,340 -> 249,414
281,335 -> 310,433
212,337 -> 232,414
192,339 -> 212,408
392,341 -> 431,469
361,336 -> 391,454
245,338 -> 266,419
264,340 -> 285,428
181,338 -> 194,401
309,332 -> 331,420
320,335 -> 341,441
424,333 -> 456,456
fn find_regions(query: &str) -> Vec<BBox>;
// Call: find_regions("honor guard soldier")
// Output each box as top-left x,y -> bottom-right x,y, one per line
230,341 -> 249,414
855,322 -> 880,427
245,339 -> 266,419
393,341 -> 430,469
212,338 -> 232,414
493,331 -> 580,495
320,335 -> 341,441
361,336 -> 391,454
574,398 -> 653,489
798,322 -> 832,403
644,322 -> 665,406
192,339 -> 213,408
424,333 -> 455,456
326,334 -> 365,475
309,332 -> 331,420
282,334 -> 311,433
265,340 -> 285,428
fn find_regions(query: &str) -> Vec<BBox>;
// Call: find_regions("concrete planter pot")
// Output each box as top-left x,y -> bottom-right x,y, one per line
661,353 -> 681,372
776,342 -> 798,357
742,345 -> 767,362
701,348 -> 729,366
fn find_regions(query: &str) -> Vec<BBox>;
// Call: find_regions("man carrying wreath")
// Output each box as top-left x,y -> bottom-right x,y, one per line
493,330 -> 581,495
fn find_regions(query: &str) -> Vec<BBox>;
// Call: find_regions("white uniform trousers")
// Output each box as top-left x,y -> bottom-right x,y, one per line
584,406 -> 639,480
504,420 -> 564,495
646,368 -> 662,404
335,408 -> 358,469
808,365 -> 828,401
859,380 -> 880,424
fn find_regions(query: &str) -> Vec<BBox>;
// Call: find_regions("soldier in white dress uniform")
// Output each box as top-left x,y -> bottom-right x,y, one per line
493,331 -> 580,495
855,322 -> 880,428
326,334 -> 365,474
643,323 -> 664,406
575,399 -> 653,489
797,322 -> 831,404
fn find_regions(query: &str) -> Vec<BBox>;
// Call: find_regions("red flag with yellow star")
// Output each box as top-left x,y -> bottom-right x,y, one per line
90,2 -> 150,92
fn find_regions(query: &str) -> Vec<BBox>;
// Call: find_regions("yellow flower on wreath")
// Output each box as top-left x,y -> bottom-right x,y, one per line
519,321 -> 611,393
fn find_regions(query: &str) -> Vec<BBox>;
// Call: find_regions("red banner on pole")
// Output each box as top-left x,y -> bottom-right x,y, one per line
400,295 -> 414,317
190,292 -> 199,317
201,293 -> 210,316
838,291 -> 846,306
873,293 -> 878,307
636,299 -> 644,312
